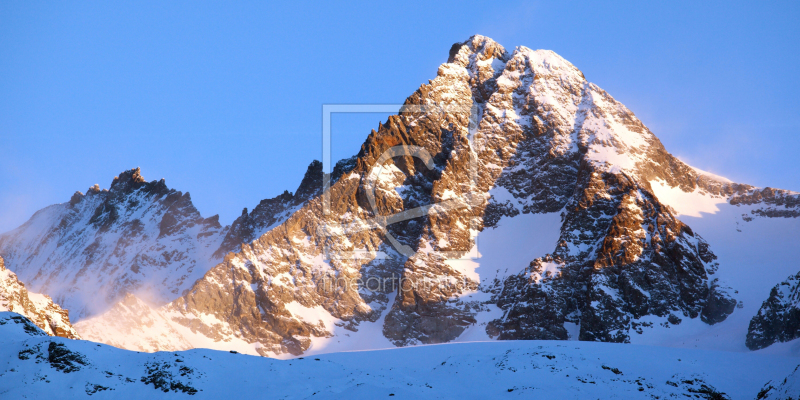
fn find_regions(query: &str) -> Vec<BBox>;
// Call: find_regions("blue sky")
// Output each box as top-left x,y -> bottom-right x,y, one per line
1,1 -> 798,233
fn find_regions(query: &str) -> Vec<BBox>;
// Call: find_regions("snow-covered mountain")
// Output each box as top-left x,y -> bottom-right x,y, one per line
0,256 -> 79,339
0,168 -> 227,320
56,35 -> 800,358
2,311 -> 798,399
1,35 -> 799,362
0,161 -> 325,321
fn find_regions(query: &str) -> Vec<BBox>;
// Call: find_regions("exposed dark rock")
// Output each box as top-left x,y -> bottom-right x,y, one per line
756,365 -> 800,399
747,271 -> 800,350
213,159 -> 330,258
2,314 -> 48,337
701,281 -> 737,325
140,361 -> 199,395
47,341 -> 89,373
489,165 -> 734,343
69,191 -> 84,206
16,338 -> 90,373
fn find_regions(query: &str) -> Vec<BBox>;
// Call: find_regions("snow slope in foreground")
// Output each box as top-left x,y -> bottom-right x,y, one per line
2,312 -> 798,399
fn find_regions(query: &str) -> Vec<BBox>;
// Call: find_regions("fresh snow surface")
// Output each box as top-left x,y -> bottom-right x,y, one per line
446,185 -> 562,288
444,207 -> 562,342
637,185 -> 800,354
302,292 -> 399,356
284,301 -> 338,331
74,296 -> 192,353
3,312 -> 797,399
690,166 -> 734,184
75,294 -> 400,359
649,179 -> 729,217
474,211 -> 561,284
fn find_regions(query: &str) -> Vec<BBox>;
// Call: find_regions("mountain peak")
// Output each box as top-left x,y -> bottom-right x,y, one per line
294,160 -> 323,201
514,46 -> 582,77
448,35 -> 508,65
110,167 -> 147,193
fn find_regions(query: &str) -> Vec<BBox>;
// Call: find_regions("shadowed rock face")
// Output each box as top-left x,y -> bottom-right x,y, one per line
746,271 -> 800,350
0,256 -> 79,339
488,170 -> 733,343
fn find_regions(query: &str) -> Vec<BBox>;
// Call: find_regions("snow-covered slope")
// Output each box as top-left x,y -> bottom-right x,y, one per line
3,312 -> 798,399
73,294 -> 191,353
0,256 -> 79,339
757,365 -> 800,400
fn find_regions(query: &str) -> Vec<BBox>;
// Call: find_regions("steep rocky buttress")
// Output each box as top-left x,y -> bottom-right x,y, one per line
747,271 -> 800,350
0,164 -> 325,321
0,256 -> 79,339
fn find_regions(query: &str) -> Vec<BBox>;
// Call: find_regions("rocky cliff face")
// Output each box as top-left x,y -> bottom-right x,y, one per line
746,271 -> 800,350
487,172 -> 736,343
0,256 -> 79,339
213,160 -> 336,258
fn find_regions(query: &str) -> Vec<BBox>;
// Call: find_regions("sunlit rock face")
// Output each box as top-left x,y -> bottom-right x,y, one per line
0,256 -> 79,339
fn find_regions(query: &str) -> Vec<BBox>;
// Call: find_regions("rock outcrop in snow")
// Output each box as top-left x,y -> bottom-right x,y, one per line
0,256 -> 79,339
756,365 -> 800,400
747,271 -> 800,350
